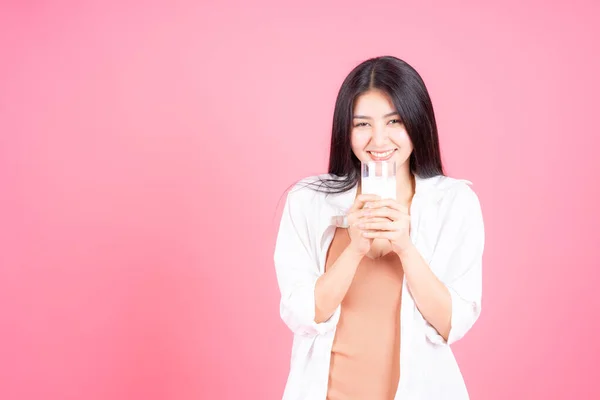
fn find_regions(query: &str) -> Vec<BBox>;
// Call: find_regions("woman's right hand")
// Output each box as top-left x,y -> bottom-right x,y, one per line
346,194 -> 382,256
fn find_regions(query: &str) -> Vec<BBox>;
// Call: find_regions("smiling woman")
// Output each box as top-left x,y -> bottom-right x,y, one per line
274,56 -> 485,400
352,91 -> 413,167
314,56 -> 444,196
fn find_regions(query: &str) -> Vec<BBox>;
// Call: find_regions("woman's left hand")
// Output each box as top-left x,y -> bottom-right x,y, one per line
358,199 -> 413,256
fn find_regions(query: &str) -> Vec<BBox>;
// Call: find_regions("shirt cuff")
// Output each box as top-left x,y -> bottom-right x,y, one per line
281,279 -> 341,337
425,287 -> 480,346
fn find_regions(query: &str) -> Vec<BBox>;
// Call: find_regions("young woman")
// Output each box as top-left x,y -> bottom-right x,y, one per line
274,56 -> 485,400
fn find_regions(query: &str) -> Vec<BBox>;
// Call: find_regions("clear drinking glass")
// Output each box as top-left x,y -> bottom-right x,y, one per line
361,160 -> 397,200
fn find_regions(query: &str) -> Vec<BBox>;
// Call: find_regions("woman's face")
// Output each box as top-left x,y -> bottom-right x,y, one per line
350,89 -> 413,173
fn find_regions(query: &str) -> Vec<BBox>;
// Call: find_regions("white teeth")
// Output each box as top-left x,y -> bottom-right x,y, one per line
371,150 -> 394,157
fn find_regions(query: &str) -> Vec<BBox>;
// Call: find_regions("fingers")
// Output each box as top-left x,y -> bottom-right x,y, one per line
351,216 -> 389,227
358,206 -> 402,221
361,231 -> 397,239
349,194 -> 382,213
358,219 -> 395,231
348,214 -> 389,227
364,199 -> 409,214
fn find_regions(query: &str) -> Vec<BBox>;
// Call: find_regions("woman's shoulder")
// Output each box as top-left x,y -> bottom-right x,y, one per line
423,174 -> 478,197
428,175 -> 483,221
279,174 -> 341,229
284,173 -> 334,208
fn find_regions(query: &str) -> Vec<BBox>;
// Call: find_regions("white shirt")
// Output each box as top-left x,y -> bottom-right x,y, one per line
274,173 -> 485,400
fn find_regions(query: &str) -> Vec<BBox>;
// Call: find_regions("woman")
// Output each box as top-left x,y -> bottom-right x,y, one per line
274,56 -> 485,400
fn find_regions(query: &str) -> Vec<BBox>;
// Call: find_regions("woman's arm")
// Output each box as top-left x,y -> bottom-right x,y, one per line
361,185 -> 485,344
361,198 -> 452,338
275,184 -> 379,336
314,246 -> 363,323
398,245 -> 452,340
315,193 -> 382,323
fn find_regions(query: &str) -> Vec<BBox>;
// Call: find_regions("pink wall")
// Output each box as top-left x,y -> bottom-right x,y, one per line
1,1 -> 599,399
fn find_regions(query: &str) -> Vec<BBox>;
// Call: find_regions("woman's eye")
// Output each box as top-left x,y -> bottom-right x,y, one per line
388,119 -> 402,125
354,122 -> 369,127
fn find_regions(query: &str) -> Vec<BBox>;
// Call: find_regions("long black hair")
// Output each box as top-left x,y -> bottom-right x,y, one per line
309,56 -> 445,194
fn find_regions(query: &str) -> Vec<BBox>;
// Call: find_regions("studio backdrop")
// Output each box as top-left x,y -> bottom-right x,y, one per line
1,1 -> 599,399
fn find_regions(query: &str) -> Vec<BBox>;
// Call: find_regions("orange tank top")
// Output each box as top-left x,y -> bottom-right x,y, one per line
325,228 -> 404,400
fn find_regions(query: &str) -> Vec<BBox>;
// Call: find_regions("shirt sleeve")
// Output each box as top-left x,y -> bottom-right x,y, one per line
274,187 -> 341,337
425,186 -> 485,346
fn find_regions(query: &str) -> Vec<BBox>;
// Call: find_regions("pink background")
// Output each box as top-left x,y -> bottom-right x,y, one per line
1,1 -> 599,399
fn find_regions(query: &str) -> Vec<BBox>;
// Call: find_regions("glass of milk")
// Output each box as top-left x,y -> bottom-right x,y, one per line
360,160 -> 396,200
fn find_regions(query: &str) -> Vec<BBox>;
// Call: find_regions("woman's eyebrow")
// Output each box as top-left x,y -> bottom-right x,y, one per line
353,111 -> 400,119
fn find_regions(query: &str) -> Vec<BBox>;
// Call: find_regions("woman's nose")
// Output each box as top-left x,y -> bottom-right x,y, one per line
371,125 -> 388,145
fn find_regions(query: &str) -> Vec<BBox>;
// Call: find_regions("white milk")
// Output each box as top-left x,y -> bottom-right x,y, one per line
361,175 -> 396,200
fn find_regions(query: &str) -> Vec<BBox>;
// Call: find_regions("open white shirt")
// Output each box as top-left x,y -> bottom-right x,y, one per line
274,173 -> 485,400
